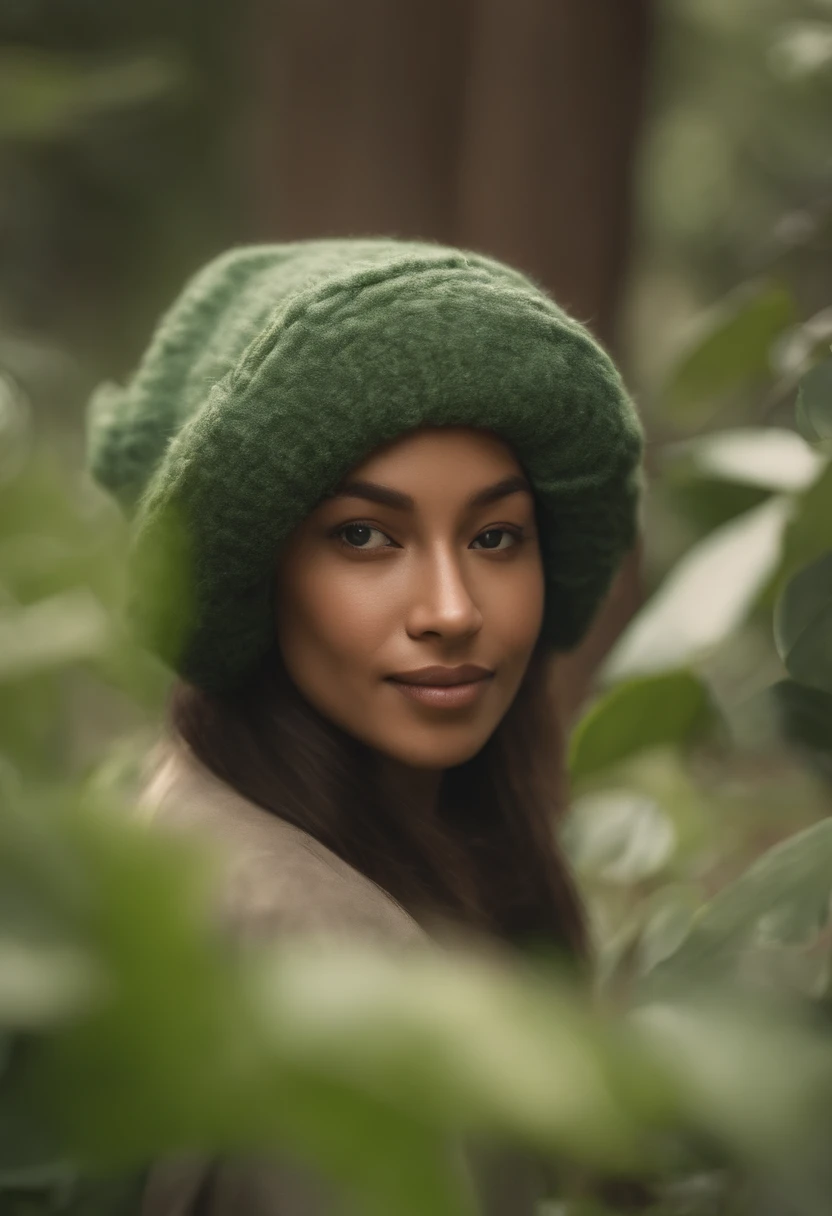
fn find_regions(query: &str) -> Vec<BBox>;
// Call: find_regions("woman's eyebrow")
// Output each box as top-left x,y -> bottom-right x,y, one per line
327,474 -> 532,511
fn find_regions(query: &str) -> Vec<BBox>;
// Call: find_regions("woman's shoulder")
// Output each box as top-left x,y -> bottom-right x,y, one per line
137,739 -> 429,950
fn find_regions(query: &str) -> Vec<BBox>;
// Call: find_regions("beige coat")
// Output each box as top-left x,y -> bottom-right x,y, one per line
137,742 -> 554,1216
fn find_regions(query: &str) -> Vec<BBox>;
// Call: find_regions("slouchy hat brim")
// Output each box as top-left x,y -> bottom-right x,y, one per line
87,238 -> 643,691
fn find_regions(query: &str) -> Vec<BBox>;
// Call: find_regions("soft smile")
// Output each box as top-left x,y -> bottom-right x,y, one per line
385,666 -> 494,710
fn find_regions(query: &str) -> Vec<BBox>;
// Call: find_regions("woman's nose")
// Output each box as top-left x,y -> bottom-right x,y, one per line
405,547 -> 484,639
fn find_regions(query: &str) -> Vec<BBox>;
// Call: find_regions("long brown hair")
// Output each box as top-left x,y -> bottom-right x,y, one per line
169,634 -> 587,963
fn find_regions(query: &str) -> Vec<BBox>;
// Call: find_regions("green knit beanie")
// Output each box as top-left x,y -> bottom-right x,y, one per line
86,237 -> 643,691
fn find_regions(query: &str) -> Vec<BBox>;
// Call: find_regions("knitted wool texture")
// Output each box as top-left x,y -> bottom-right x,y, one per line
87,238 -> 644,691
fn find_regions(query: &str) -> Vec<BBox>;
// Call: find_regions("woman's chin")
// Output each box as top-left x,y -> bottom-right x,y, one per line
372,734 -> 487,771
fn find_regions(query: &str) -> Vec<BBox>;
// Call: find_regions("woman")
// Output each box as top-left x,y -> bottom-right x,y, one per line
87,237 -> 643,1214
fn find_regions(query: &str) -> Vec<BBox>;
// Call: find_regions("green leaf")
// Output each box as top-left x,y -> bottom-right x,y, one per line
631,994 -> 832,1163
774,551 -> 832,694
661,281 -> 797,420
664,476 -> 771,539
0,374 -> 31,486
604,497 -> 791,680
637,886 -> 702,976
249,940 -> 665,1171
775,680 -> 832,767
741,680 -> 832,778
795,359 -> 832,451
769,20 -> 832,81
665,427 -> 825,492
0,591 -> 111,684
570,671 -> 715,780
564,792 -> 676,884
0,940 -> 101,1030
0,1033 -> 71,1189
0,51 -> 185,141
771,308 -> 832,380
774,459 -> 832,592
641,819 -> 832,994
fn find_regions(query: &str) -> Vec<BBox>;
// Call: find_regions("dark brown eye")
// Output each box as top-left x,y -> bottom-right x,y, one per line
337,523 -> 390,550
472,528 -> 520,551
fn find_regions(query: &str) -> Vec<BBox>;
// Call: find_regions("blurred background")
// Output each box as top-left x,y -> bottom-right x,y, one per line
4,5 -> 832,1211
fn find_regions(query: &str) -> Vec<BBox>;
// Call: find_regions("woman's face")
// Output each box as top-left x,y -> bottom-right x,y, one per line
274,427 -> 545,770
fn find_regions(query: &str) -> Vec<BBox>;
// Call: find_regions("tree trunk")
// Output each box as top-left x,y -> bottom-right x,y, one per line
241,0 -> 469,243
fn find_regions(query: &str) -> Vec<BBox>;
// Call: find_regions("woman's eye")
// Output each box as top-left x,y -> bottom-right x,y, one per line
335,524 -> 522,551
471,528 -> 521,551
336,523 -> 392,550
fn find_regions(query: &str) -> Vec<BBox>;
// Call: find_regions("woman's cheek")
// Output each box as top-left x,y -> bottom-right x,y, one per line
315,579 -> 386,658
492,560 -> 545,649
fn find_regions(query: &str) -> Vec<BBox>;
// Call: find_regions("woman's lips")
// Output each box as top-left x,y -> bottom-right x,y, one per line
386,675 -> 493,709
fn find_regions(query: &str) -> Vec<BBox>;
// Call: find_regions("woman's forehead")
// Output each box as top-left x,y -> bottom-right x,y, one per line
341,425 -> 524,484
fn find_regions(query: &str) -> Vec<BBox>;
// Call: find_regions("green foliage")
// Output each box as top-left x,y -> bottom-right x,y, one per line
796,358 -> 832,450
569,671 -> 715,779
774,551 -> 832,694
604,495 -> 792,680
0,49 -> 185,141
762,680 -> 832,776
561,23 -> 832,1199
660,281 -> 796,423
665,426 -> 824,492
770,20 -> 832,81
643,818 -> 832,996
565,791 -> 677,886
774,459 -> 832,590
0,591 -> 111,683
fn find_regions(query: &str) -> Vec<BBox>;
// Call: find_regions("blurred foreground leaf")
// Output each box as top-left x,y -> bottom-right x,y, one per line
795,359 -> 832,452
632,995 -> 832,1170
770,20 -> 832,81
774,551 -> 832,694
0,373 -> 31,486
661,281 -> 796,422
771,308 -> 832,382
605,497 -> 790,680
755,680 -> 832,778
0,51 -> 185,141
665,426 -> 825,492
637,886 -> 703,976
250,940 -> 664,1164
565,791 -> 676,885
0,941 -> 101,1028
775,459 -> 832,592
570,671 -> 715,780
0,792 -> 672,1216
642,819 -> 832,994
0,591 -> 110,684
